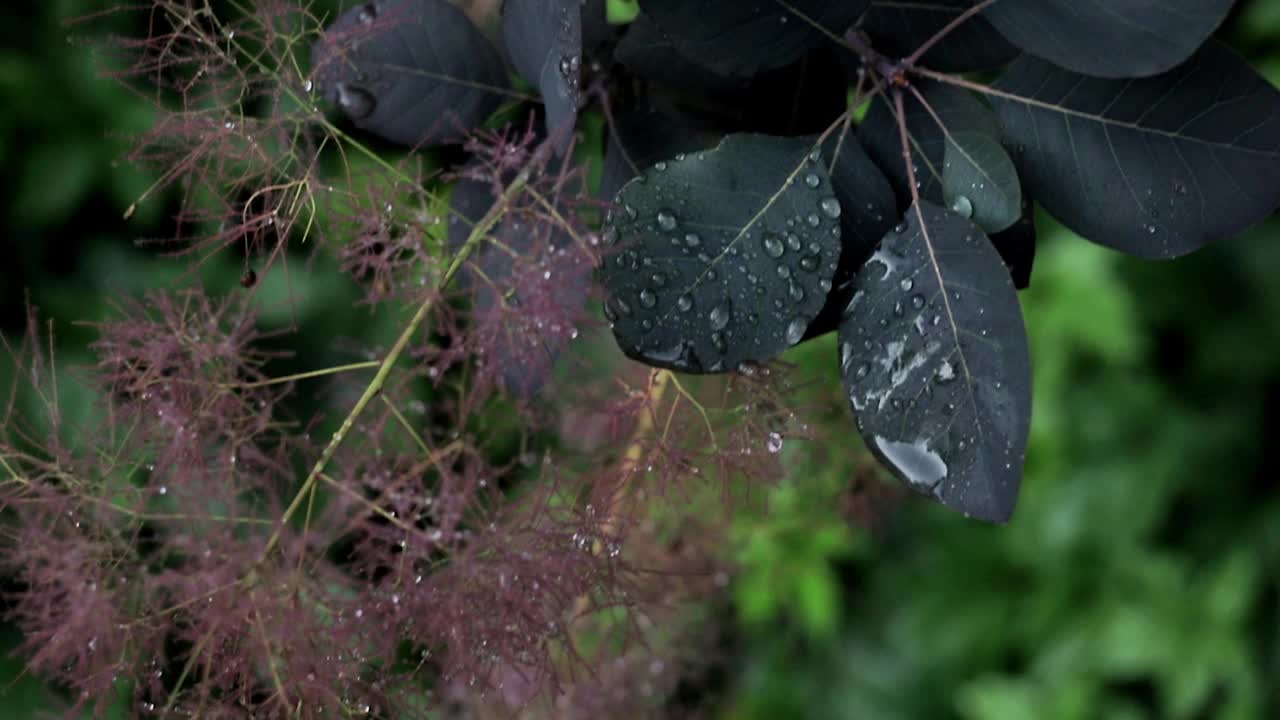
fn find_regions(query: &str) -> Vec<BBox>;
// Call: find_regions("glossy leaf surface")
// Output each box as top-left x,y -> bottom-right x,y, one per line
942,131 -> 1022,234
600,135 -> 843,373
840,203 -> 1031,522
990,41 -> 1280,258
503,0 -> 582,152
312,0 -> 507,147
982,0 -> 1235,78
640,0 -> 869,77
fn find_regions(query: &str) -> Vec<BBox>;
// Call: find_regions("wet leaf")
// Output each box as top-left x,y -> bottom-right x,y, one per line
863,0 -> 1019,72
840,202 -> 1031,522
640,0 -> 869,77
599,134 -> 844,373
311,0 -> 507,147
942,131 -> 1022,234
503,0 -> 582,152
982,0 -> 1234,78
599,106 -> 723,201
990,41 -> 1280,258
859,81 -> 1001,208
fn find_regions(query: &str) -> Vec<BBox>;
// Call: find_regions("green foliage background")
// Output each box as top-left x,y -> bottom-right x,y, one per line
1,1 -> 1278,717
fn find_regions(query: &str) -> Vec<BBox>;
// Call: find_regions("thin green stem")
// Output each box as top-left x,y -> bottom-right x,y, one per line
256,164 -> 534,563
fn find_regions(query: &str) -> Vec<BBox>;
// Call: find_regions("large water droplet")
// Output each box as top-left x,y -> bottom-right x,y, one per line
950,195 -> 973,218
820,197 -> 842,219
762,233 -> 785,258
785,318 -> 806,345
683,232 -> 702,248
709,301 -> 732,331
873,436 -> 948,491
336,83 -> 376,119
656,208 -> 678,232
798,255 -> 819,272
804,173 -> 821,189
646,340 -> 697,370
638,289 -> 657,309
676,294 -> 693,312
934,360 -> 956,384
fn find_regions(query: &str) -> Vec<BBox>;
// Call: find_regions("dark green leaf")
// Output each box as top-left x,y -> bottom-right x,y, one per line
600,135 -> 844,372
990,41 -> 1280,258
840,202 -> 1031,522
859,82 -> 1001,208
863,0 -> 1018,72
982,0 -> 1235,78
503,0 -> 581,152
311,0 -> 507,147
640,0 -> 869,77
943,131 -> 1021,233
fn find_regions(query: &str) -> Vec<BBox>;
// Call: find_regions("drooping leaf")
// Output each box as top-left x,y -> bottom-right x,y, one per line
859,81 -> 1001,208
990,41 -> 1280,258
311,0 -> 508,147
981,0 -> 1235,78
840,202 -> 1031,522
803,123 -> 900,339
599,134 -> 844,373
446,176 -> 591,399
863,0 -> 1019,72
503,0 -> 582,152
942,130 -> 1022,234
988,193 -> 1036,290
599,106 -> 723,201
640,0 -> 869,77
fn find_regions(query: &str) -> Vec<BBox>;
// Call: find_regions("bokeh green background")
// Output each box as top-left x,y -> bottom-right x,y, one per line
2,1 -> 1278,717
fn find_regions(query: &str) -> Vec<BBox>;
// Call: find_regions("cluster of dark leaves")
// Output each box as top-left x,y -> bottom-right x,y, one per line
10,0 -> 1278,716
310,0 -> 1279,522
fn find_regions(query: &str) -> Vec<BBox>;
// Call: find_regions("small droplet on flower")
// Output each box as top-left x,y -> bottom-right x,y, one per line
766,432 -> 784,454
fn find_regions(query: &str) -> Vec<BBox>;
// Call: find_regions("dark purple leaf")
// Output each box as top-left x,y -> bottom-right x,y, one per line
990,41 -> 1280,258
311,0 -> 507,147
